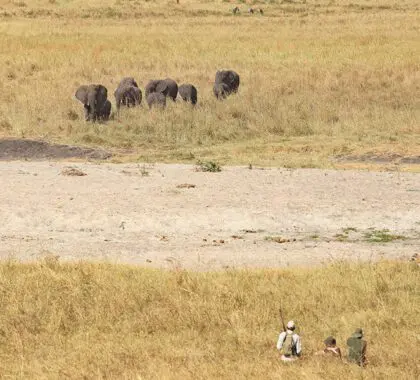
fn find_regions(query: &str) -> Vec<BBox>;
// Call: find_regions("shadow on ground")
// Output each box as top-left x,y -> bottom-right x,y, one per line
0,139 -> 111,161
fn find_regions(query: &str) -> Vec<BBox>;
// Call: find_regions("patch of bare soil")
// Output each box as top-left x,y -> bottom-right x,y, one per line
0,139 -> 111,161
0,162 -> 419,270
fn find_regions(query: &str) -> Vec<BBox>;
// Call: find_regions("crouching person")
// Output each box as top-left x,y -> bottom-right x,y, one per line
277,321 -> 302,362
316,336 -> 342,359
347,328 -> 367,367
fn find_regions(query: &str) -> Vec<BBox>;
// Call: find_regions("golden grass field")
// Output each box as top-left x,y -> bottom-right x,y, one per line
0,2 -> 419,378
0,0 -> 419,167
0,259 -> 418,378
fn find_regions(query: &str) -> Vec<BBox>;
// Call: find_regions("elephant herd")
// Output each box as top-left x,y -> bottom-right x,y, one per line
74,70 -> 240,122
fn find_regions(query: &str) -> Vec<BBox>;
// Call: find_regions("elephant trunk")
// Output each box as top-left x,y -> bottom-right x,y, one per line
87,89 -> 97,121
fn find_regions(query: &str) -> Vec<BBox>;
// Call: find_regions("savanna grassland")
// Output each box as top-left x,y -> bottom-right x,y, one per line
0,259 -> 419,379
0,0 -> 419,167
0,2 -> 419,379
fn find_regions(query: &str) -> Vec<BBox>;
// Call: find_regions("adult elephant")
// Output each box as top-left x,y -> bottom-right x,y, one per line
114,85 -> 142,110
145,78 -> 178,101
213,70 -> 240,99
114,77 -> 142,110
178,84 -> 198,105
75,84 -> 109,122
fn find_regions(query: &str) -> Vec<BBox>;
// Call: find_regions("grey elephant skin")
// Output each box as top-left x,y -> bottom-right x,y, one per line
213,70 -> 240,99
99,100 -> 112,121
114,77 -> 142,110
146,92 -> 167,109
178,84 -> 198,105
119,77 -> 138,88
75,84 -> 110,122
145,78 -> 178,101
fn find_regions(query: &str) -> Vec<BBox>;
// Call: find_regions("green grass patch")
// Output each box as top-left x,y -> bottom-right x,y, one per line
363,229 -> 407,243
195,160 -> 222,172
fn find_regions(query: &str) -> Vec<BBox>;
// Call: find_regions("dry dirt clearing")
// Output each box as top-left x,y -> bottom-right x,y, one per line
1,162 -> 419,270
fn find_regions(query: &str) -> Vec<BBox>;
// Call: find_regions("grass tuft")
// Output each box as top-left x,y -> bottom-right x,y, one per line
195,160 -> 222,172
363,229 -> 407,243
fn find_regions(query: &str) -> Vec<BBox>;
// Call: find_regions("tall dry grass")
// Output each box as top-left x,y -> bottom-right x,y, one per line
0,259 -> 418,378
0,0 -> 419,167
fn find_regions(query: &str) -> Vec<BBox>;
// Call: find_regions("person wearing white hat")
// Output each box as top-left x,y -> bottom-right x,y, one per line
276,320 -> 302,361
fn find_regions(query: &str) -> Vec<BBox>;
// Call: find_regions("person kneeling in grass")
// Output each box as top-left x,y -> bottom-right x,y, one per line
347,328 -> 367,367
316,336 -> 342,359
277,321 -> 302,362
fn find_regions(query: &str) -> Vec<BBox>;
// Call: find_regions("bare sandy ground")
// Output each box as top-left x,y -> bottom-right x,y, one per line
1,162 -> 419,270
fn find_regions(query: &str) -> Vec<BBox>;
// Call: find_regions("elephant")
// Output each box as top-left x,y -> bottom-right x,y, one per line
75,84 -> 109,122
213,83 -> 230,100
114,77 -> 142,111
146,92 -> 166,109
82,98 -> 111,122
85,98 -> 111,122
178,84 -> 197,105
145,78 -> 178,101
118,77 -> 138,88
114,84 -> 142,110
213,70 -> 240,99
99,100 -> 112,121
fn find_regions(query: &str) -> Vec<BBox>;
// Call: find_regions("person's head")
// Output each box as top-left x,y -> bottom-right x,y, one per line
324,336 -> 336,347
286,320 -> 295,331
352,328 -> 363,339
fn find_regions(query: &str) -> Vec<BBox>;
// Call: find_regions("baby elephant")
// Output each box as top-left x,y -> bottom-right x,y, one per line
98,100 -> 111,121
146,92 -> 166,109
75,84 -> 110,122
145,78 -> 178,101
213,70 -> 240,100
114,77 -> 142,111
178,84 -> 198,105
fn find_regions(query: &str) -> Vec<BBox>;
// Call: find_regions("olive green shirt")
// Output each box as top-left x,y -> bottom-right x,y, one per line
346,337 -> 367,366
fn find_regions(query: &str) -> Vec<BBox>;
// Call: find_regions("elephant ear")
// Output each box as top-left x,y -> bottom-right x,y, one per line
131,78 -> 139,88
75,85 -> 88,104
156,81 -> 169,96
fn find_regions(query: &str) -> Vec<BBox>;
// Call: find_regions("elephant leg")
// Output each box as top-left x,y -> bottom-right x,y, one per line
120,94 -> 127,107
115,94 -> 122,112
128,93 -> 136,107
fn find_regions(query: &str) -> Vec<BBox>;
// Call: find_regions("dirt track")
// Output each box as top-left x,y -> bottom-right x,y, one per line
1,162 -> 419,270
